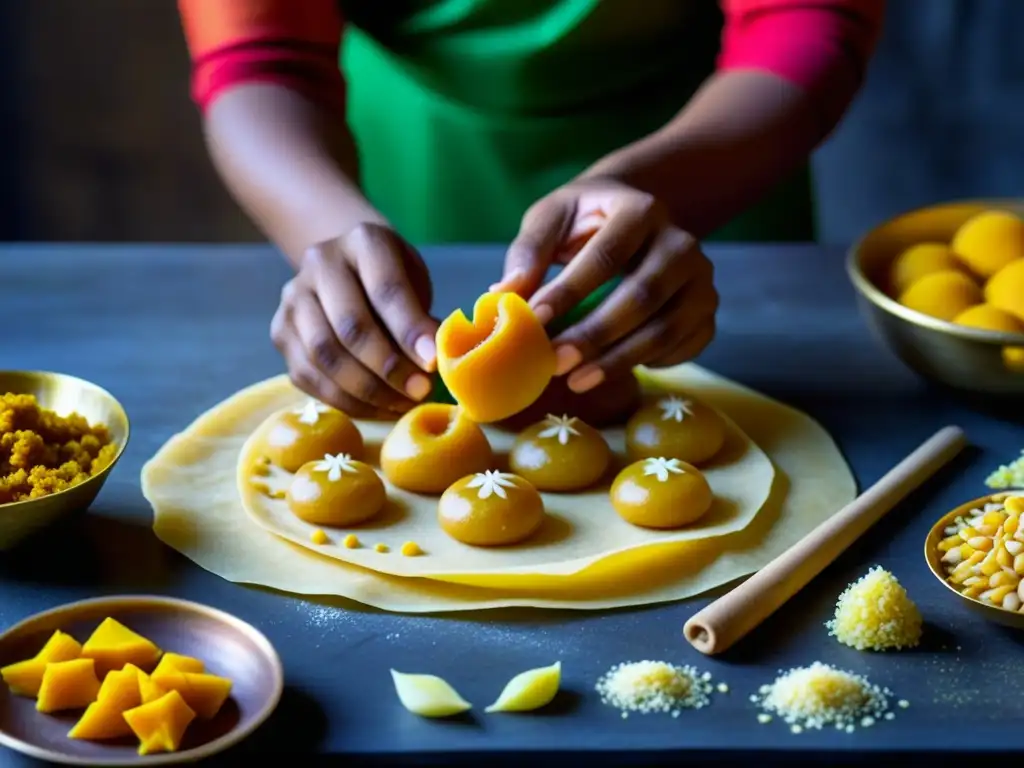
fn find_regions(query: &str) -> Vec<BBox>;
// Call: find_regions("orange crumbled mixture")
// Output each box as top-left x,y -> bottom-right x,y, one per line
0,393 -> 117,504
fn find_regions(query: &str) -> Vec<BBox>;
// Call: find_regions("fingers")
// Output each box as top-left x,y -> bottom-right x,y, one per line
493,197 -> 575,298
564,279 -> 718,393
528,194 -> 660,326
271,299 -> 393,420
342,225 -> 440,375
549,227 -> 701,374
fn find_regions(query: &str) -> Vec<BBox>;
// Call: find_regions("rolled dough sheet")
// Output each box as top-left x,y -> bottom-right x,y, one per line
142,365 -> 857,612
238,382 -> 774,579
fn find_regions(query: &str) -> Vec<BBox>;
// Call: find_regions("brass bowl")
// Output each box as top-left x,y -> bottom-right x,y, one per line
847,199 -> 1024,395
0,371 -> 129,550
924,492 -> 1024,631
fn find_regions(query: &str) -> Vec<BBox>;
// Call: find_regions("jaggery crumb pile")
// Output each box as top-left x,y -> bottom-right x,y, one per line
0,393 -> 116,504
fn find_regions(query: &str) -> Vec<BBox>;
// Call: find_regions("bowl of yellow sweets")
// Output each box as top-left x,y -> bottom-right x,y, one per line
847,200 -> 1024,395
0,371 -> 129,550
925,492 -> 1024,630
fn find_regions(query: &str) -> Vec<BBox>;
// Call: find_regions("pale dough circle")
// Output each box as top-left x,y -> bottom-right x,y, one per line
142,364 -> 857,612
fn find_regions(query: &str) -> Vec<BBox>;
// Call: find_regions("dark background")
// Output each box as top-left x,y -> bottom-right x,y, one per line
1,0 -> 1022,245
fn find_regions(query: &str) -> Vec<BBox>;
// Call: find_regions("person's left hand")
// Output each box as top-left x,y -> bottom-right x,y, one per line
493,177 -> 719,394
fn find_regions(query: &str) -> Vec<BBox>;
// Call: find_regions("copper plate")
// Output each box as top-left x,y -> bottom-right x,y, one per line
923,492 -> 1024,631
0,596 -> 283,765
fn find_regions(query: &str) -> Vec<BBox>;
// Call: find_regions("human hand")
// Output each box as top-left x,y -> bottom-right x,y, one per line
271,224 -> 439,418
494,177 -> 719,394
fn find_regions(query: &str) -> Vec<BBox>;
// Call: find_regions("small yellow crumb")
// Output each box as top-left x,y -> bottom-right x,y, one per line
400,541 -> 423,557
343,534 -> 360,549
250,480 -> 271,495
257,455 -> 271,465
716,682 -> 729,694
757,713 -> 772,724
270,489 -> 287,500
251,462 -> 271,476
374,543 -> 389,553
897,699 -> 909,709
310,528 -> 330,545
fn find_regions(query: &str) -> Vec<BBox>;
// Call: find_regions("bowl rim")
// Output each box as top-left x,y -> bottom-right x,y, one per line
0,370 -> 131,512
846,198 -> 1024,345
0,594 -> 285,766
923,490 -> 1024,625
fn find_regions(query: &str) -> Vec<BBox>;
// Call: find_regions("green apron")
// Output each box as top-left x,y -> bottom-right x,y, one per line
339,0 -> 815,246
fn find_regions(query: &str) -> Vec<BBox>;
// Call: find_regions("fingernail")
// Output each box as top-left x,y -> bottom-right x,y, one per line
414,335 -> 436,367
567,364 -> 605,393
554,345 -> 582,376
533,304 -> 554,325
405,373 -> 432,401
490,269 -> 524,292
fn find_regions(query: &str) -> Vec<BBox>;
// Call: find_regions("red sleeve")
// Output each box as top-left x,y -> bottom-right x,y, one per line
176,0 -> 346,115
717,0 -> 886,127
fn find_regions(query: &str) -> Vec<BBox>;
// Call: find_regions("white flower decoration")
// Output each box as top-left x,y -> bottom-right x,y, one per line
313,453 -> 358,482
658,396 -> 695,423
295,398 -> 331,425
642,457 -> 685,483
466,470 -> 518,500
537,414 -> 580,445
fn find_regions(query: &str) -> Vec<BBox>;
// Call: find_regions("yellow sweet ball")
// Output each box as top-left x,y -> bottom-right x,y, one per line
898,269 -> 983,321
984,259 -> 1024,323
953,303 -> 1024,371
889,242 -> 963,296
951,209 -> 1024,279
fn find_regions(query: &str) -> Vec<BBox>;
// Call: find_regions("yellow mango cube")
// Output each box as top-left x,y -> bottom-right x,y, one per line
123,690 -> 196,756
36,658 -> 101,713
81,618 -> 162,677
1,630 -> 82,697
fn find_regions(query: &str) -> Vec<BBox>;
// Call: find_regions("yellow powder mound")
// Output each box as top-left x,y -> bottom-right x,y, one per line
594,661 -> 714,718
825,566 -> 922,651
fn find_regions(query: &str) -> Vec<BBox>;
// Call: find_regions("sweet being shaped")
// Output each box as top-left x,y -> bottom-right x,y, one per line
438,470 -> 545,546
1,619 -> 232,755
610,457 -> 713,529
509,414 -> 611,492
258,398 -> 364,472
436,291 -> 556,423
625,394 -> 726,467
380,403 -> 493,494
286,452 -> 385,526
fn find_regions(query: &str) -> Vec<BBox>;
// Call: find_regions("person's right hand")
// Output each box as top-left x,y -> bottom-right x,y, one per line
271,223 -> 439,419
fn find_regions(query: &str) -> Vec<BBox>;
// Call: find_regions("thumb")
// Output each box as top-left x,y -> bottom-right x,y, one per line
491,198 -> 573,300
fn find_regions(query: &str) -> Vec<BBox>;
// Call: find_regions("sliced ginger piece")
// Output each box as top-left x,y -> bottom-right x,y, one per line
485,661 -> 561,713
390,669 -> 472,718
36,658 -> 101,713
436,291 -> 556,423
69,666 -> 143,740
81,618 -> 162,677
151,669 -> 232,719
152,652 -> 205,677
123,690 -> 196,756
1,630 -> 82,697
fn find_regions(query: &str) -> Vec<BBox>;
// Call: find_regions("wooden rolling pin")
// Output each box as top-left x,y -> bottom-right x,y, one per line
683,425 -> 966,655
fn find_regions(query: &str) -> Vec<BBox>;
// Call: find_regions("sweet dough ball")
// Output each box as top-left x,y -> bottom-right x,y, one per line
984,259 -> 1024,322
625,394 -> 725,467
610,457 -> 712,529
889,242 -> 964,296
286,453 -> 385,526
509,414 -> 611,492
952,209 -> 1024,279
898,269 -> 982,322
262,399 -> 364,472
437,471 -> 544,546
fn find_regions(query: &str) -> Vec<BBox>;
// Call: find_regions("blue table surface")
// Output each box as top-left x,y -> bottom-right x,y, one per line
0,243 -> 1021,766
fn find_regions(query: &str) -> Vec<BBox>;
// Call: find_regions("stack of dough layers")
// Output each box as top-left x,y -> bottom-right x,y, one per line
141,365 -> 856,613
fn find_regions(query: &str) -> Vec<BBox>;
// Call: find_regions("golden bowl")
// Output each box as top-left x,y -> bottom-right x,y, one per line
924,492 -> 1024,631
0,371 -> 129,550
847,199 -> 1024,395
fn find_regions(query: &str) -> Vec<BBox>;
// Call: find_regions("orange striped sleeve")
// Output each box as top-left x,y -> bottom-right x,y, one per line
177,0 -> 346,114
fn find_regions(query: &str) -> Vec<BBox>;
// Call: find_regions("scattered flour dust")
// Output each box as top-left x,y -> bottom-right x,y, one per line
595,660 -> 715,719
751,662 -> 899,734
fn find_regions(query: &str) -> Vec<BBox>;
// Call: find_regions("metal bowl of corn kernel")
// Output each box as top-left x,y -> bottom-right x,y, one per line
925,491 -> 1024,630
847,199 -> 1024,395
